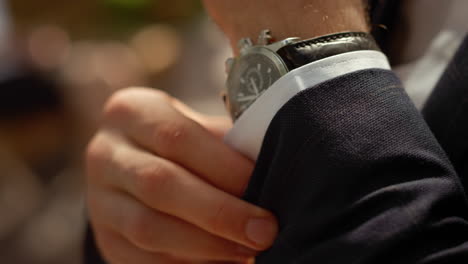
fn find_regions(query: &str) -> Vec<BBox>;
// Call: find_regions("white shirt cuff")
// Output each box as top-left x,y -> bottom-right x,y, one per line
224,50 -> 391,160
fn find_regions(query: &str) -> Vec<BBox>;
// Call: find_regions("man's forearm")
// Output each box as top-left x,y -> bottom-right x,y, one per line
203,0 -> 369,53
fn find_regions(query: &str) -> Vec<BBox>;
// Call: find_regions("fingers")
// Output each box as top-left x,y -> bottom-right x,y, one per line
88,131 -> 278,251
87,87 -> 277,262
89,189 -> 257,262
102,87 -> 252,196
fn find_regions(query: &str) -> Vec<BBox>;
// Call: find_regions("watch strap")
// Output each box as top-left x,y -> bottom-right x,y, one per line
276,32 -> 380,70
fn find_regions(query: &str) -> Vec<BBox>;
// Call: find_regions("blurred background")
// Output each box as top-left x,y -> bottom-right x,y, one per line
0,0 -> 229,263
1,0 -> 467,263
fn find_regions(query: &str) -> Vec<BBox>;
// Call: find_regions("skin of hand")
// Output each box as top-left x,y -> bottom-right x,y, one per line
86,88 -> 278,263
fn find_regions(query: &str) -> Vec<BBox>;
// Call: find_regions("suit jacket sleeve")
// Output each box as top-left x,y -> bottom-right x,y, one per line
244,69 -> 468,263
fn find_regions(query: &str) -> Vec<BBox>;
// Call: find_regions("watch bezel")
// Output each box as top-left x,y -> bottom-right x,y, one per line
226,46 -> 289,120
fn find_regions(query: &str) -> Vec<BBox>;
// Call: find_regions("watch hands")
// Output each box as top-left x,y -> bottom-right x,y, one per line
249,77 -> 259,95
237,95 -> 258,102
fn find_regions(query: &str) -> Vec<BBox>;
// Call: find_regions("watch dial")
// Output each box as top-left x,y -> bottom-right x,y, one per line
227,52 -> 284,119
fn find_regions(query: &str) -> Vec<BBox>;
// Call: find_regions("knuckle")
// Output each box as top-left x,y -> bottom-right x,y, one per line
153,120 -> 188,156
150,89 -> 172,103
85,133 -> 111,182
102,87 -> 173,125
102,88 -> 140,120
86,134 -> 109,163
134,163 -> 173,201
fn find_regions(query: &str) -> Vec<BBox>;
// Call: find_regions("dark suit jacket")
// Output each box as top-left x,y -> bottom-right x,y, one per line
85,35 -> 468,263
244,35 -> 468,263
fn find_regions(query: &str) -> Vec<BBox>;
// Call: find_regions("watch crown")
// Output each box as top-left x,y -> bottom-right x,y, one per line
238,38 -> 253,54
225,58 -> 235,74
258,29 -> 273,45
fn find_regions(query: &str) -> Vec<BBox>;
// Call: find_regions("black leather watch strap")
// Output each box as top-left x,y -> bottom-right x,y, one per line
277,32 -> 380,70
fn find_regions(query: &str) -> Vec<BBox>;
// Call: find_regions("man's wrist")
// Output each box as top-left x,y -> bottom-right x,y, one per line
203,0 -> 370,54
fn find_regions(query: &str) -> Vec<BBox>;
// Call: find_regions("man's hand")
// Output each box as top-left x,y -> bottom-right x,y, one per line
86,88 -> 278,263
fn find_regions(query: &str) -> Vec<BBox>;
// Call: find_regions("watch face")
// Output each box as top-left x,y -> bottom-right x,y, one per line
227,48 -> 287,120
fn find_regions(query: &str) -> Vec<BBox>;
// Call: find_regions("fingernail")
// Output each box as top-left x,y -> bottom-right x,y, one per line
245,217 -> 277,247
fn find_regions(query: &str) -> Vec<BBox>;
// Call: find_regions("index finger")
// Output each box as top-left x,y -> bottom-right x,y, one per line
102,87 -> 253,196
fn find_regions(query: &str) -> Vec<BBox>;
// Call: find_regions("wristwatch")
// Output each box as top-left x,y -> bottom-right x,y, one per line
224,31 -> 380,120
